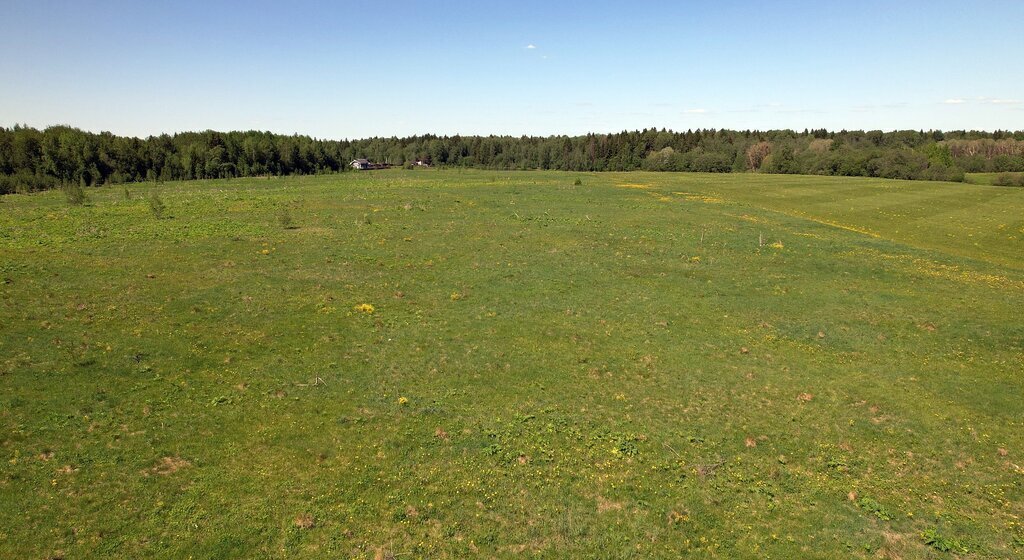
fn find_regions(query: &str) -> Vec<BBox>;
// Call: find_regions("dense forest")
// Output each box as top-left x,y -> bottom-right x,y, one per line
2,125 -> 1024,194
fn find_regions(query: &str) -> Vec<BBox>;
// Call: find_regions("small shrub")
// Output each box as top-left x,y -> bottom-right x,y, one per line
148,192 -> 166,219
64,182 -> 88,206
277,207 -> 293,229
123,187 -> 131,200
573,178 -> 583,186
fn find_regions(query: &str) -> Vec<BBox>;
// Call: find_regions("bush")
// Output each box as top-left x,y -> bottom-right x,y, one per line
691,152 -> 734,173
992,154 -> 1024,172
64,182 -> 88,205
921,163 -> 965,182
148,192 -> 166,218
573,178 -> 582,186
993,172 -> 1024,187
0,171 -> 60,194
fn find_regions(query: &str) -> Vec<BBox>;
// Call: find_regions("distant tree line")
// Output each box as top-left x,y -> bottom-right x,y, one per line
2,125 -> 1023,194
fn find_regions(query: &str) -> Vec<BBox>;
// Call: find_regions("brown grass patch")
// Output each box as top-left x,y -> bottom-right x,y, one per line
293,513 -> 315,529
145,456 -> 191,476
667,509 -> 690,525
695,461 -> 724,477
596,496 -> 623,513
877,529 -> 917,560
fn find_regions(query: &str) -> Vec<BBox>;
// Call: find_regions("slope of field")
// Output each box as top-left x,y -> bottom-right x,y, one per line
1,170 -> 1022,559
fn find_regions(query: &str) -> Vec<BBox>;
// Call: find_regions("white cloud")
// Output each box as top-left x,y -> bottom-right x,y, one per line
989,99 -> 1022,105
525,44 -> 536,49
683,108 -> 707,114
943,98 -> 966,104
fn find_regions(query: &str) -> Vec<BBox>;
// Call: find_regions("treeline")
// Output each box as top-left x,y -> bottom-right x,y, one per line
3,125 -> 1024,194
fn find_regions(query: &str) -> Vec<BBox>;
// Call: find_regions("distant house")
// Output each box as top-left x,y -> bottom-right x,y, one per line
351,158 -> 392,171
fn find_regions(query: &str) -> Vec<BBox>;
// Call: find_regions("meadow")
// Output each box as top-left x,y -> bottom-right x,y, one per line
1,169 -> 1022,559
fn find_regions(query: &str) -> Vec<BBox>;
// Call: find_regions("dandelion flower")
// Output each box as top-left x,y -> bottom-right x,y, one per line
354,303 -> 375,314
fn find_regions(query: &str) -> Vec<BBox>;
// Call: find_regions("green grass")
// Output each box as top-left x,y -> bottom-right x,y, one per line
2,170 -> 1023,559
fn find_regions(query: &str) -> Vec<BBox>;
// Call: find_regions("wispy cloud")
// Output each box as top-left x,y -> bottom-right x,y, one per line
525,44 -> 536,49
943,98 -> 966,104
988,99 -> 1022,105
683,108 -> 707,114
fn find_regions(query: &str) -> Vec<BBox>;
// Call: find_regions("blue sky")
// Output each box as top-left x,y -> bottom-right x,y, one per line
1,0 -> 1022,138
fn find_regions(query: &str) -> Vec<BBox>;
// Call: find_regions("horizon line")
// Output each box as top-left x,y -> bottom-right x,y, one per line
4,122 -> 1024,142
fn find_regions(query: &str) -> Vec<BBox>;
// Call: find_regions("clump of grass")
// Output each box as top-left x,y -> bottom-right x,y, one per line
573,178 -> 583,186
148,192 -> 166,219
64,182 -> 87,205
123,187 -> 131,200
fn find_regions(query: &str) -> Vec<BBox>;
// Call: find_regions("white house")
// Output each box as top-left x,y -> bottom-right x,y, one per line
351,159 -> 371,170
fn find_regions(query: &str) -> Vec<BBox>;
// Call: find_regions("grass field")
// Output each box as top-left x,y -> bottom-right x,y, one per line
2,170 -> 1023,559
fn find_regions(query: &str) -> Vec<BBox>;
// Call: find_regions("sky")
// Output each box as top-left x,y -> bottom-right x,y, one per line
1,0 -> 1022,139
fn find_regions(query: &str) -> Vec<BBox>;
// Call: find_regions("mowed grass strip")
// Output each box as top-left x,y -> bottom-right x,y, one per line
1,170 -> 1022,559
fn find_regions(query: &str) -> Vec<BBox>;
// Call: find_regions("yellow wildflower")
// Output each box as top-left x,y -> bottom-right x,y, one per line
354,303 -> 375,314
